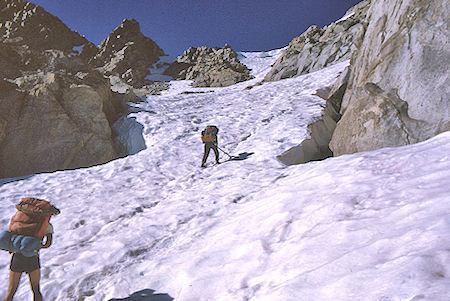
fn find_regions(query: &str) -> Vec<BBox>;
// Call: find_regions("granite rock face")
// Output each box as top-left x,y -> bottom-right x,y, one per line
91,18 -> 166,88
165,44 -> 253,87
0,1 -> 171,178
264,0 -> 370,81
1,68 -> 118,178
264,0 -> 449,160
0,0 -> 124,178
330,0 -> 450,155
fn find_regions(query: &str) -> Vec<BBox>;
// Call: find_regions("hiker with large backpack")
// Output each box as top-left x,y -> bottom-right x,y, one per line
201,125 -> 220,168
2,197 -> 59,301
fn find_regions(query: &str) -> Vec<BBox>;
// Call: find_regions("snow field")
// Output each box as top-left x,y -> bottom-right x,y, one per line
0,49 -> 449,300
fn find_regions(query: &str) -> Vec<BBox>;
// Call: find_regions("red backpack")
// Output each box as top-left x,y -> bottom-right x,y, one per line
9,198 -> 60,239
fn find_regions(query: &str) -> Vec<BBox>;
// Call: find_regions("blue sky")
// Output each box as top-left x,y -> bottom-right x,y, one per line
29,0 -> 362,57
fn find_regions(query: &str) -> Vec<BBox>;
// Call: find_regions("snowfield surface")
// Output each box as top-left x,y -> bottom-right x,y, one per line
1,49 -> 449,301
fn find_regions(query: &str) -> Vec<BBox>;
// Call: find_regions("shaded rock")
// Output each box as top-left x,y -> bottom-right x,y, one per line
164,44 -> 253,87
91,18 -> 165,88
110,88 -> 142,114
77,41 -> 99,63
264,0 -> 370,81
163,62 -> 191,79
0,68 -> 118,178
330,0 -> 450,155
0,0 -> 136,178
0,44 -> 22,78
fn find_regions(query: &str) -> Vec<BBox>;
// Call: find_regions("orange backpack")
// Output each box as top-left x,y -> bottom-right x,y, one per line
201,125 -> 219,143
9,198 -> 60,239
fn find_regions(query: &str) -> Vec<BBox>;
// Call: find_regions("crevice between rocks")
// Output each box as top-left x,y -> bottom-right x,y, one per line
277,67 -> 350,165
108,83 -> 168,159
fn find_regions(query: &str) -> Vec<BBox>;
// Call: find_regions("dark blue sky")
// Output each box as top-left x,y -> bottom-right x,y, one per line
29,0 -> 362,57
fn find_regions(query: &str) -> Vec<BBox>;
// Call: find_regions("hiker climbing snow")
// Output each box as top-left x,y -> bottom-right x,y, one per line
1,197 -> 60,301
201,125 -> 220,168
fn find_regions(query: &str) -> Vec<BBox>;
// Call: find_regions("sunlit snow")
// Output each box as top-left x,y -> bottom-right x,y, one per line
0,48 -> 449,301
336,11 -> 355,23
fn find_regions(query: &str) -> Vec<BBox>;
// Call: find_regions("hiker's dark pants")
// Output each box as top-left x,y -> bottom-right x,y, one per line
202,142 -> 219,165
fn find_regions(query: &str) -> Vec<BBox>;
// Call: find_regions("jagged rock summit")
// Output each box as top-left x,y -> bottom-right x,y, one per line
264,0 -> 370,82
91,18 -> 166,88
0,0 -> 89,52
165,44 -> 253,87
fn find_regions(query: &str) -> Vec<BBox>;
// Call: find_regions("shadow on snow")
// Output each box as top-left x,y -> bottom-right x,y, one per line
109,289 -> 173,301
0,175 -> 34,188
227,152 -> 255,161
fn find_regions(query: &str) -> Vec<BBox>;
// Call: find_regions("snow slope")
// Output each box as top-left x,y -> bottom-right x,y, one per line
0,49 -> 449,301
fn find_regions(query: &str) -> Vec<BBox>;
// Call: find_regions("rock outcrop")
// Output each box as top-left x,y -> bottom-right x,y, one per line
90,18 -> 166,88
0,0 -> 128,178
330,0 -> 450,155
164,44 -> 253,87
264,0 -> 370,81
265,0 -> 449,161
1,64 -> 118,178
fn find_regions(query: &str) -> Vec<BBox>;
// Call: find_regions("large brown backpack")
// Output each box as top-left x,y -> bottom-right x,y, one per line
9,197 -> 60,239
201,125 -> 219,143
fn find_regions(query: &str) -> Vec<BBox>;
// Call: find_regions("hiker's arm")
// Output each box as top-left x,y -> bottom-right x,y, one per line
41,233 -> 52,248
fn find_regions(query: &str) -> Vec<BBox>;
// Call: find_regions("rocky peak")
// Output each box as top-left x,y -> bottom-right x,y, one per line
91,18 -> 165,88
0,0 -> 88,52
96,19 -> 144,56
264,0 -> 370,81
177,46 -> 237,65
116,18 -> 141,36
165,44 -> 253,87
